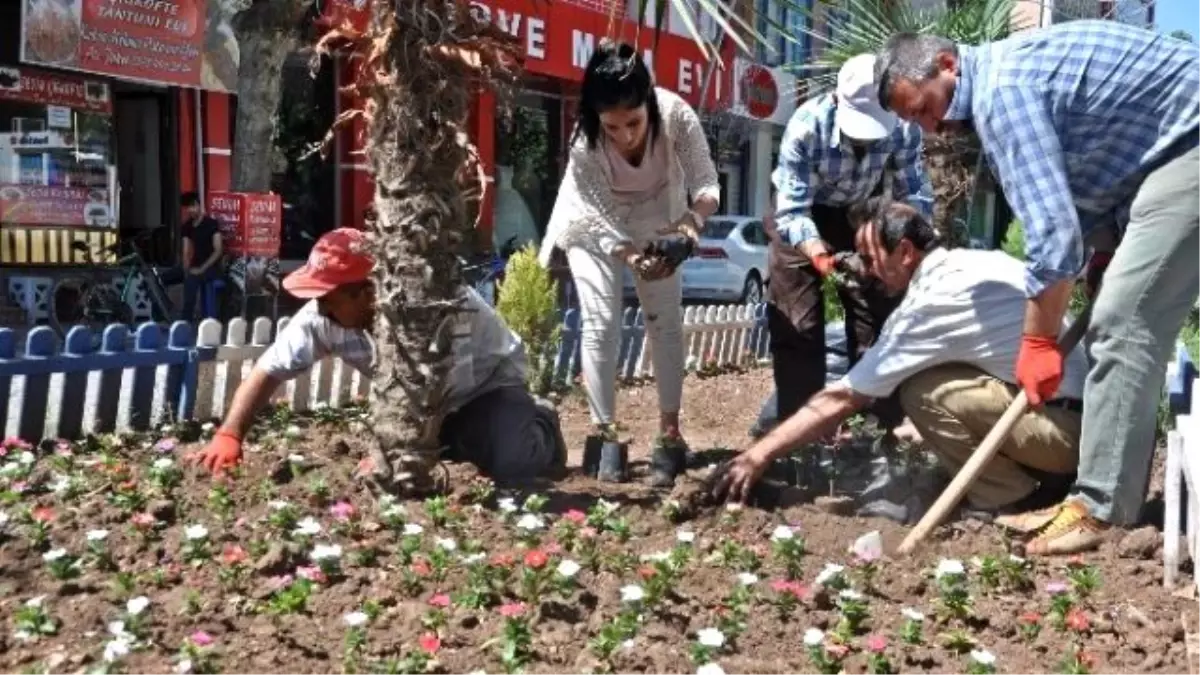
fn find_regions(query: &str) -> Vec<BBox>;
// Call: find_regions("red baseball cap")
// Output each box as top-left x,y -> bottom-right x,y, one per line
282,228 -> 374,299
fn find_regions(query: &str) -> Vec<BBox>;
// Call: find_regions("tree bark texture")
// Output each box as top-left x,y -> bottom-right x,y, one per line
230,0 -> 313,192
317,0 -> 521,494
923,130 -> 982,247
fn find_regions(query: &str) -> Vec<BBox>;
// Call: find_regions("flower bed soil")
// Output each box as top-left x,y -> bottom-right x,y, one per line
0,369 -> 1194,674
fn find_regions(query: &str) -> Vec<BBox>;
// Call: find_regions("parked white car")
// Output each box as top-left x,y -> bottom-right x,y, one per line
624,215 -> 770,304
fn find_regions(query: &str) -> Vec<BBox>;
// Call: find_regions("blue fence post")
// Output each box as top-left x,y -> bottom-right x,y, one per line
94,324 -> 130,434
129,322 -> 161,431
57,327 -> 95,440
1167,341 -> 1196,415
17,328 -> 57,443
0,328 -> 13,436
165,321 -> 197,422
555,309 -> 580,387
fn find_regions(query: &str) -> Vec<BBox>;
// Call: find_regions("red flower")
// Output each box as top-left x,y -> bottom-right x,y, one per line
1018,611 -> 1041,625
543,542 -> 563,556
638,566 -> 658,580
411,560 -> 432,577
524,550 -> 548,569
31,506 -> 54,523
865,634 -> 888,654
428,593 -> 451,608
418,633 -> 441,655
563,510 -> 587,524
498,602 -> 526,618
490,553 -> 515,568
770,579 -> 808,600
221,545 -> 248,566
1065,608 -> 1091,633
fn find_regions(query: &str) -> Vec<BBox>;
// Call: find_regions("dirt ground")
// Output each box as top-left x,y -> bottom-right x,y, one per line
0,367 -> 1195,675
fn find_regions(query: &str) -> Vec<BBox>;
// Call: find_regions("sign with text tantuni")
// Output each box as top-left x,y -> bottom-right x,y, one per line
19,0 -> 241,93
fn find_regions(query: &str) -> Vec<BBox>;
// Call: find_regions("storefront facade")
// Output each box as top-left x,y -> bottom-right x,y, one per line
0,0 -> 237,323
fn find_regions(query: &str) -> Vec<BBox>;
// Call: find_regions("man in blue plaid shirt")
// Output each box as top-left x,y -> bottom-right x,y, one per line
875,21 -> 1199,555
761,54 -> 933,440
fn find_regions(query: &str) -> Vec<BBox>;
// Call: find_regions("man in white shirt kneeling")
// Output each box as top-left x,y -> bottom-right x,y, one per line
190,228 -> 565,486
712,202 -> 1086,517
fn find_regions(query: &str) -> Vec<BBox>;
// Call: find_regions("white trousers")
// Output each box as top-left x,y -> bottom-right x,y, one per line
567,244 -> 685,424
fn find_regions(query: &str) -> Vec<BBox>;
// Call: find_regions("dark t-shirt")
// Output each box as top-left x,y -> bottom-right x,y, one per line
183,215 -> 220,272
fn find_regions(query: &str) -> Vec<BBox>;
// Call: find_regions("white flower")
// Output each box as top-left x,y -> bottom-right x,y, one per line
724,503 -> 743,513
311,543 -> 343,561
403,523 -> 424,536
43,548 -> 67,562
17,451 -> 35,465
107,620 -> 129,637
175,658 -> 194,674
970,649 -> 996,666
436,537 -> 457,552
935,558 -> 965,578
620,585 -> 645,603
293,517 -> 322,536
697,663 -> 726,675
152,457 -> 175,470
597,499 -> 619,515
201,422 -> 215,432
343,611 -> 369,627
24,595 -> 46,608
1008,554 -> 1026,564
86,529 -> 110,542
462,552 -> 486,565
49,475 -> 71,493
497,497 -> 518,513
184,524 -> 209,541
12,629 -> 32,642
557,559 -> 581,578
803,628 -> 825,647
641,551 -> 670,563
771,525 -> 795,541
268,500 -> 292,510
0,511 -> 8,528
737,572 -> 759,586
126,596 -> 150,616
815,563 -> 845,586
901,608 -> 925,622
676,530 -> 696,544
288,453 -> 305,464
516,514 -> 544,531
160,425 -> 175,434
285,425 -> 303,439
104,637 -> 131,663
838,589 -> 864,601
697,628 -> 725,648
851,530 -> 883,561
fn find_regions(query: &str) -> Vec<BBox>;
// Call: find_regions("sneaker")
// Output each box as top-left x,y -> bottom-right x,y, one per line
649,432 -> 689,488
1023,499 -> 1110,556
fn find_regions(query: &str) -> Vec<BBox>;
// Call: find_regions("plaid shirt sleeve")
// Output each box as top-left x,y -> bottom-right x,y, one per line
771,117 -> 820,245
891,123 -> 934,221
980,86 -> 1085,297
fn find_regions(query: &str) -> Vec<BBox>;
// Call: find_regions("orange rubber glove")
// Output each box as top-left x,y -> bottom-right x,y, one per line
192,430 -> 243,475
810,252 -> 836,277
1015,334 -> 1063,406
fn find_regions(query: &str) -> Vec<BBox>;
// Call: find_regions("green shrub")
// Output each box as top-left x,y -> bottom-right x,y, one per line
496,245 -> 561,396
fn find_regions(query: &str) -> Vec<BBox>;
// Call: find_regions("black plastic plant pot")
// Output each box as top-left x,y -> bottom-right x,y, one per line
597,441 -> 629,483
582,435 -> 603,478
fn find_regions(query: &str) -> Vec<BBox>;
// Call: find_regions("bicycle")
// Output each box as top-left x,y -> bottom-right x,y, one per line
49,230 -> 174,339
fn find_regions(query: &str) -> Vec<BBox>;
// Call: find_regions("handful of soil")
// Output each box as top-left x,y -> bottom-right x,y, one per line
667,459 -> 790,515
643,236 -> 696,273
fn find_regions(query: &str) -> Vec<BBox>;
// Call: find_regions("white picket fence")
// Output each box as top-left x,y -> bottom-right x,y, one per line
1164,343 -> 1199,589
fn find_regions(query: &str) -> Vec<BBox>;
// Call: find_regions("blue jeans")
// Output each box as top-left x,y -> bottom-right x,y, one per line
160,268 -> 220,321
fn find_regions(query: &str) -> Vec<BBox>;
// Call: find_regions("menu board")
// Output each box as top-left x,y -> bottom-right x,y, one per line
206,191 -> 282,259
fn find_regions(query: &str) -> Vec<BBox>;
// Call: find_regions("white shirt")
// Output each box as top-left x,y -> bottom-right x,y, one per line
842,248 -> 1089,400
257,287 -> 528,412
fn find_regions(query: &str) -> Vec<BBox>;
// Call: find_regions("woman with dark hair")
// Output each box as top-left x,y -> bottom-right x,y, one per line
538,41 -> 720,487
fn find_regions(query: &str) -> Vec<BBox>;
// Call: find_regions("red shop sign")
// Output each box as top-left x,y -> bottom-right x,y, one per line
323,0 -> 732,110
0,65 -> 112,114
0,183 -> 113,227
206,191 -> 282,258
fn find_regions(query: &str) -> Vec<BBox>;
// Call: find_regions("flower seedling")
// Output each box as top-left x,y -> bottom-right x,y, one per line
182,524 -> 212,564
1046,581 -> 1076,631
148,457 -> 182,491
660,498 -> 682,522
1065,558 -> 1100,598
494,603 -> 533,674
176,630 -> 219,674
1064,608 -> 1091,634
864,634 -> 894,674
423,594 -> 451,632
25,506 -> 53,548
218,545 -> 250,589
814,563 -> 849,592
109,479 -> 147,515
267,577 -> 314,615
330,501 -> 361,537
769,579 -> 807,619
1058,644 -> 1095,674
899,608 -> 925,645
803,629 -> 845,675
130,512 -> 160,543
850,531 -> 883,591
122,596 -> 151,638
1000,554 -> 1033,590
86,529 -> 117,571
43,548 -> 81,580
1018,611 -> 1042,642
514,513 -> 546,547
110,571 -> 137,598
310,543 -> 343,577
934,559 -> 973,620
13,596 -> 56,639
103,621 -> 135,670
833,589 -> 869,640
690,628 -> 725,665
721,502 -> 744,527
940,629 -> 976,654
974,555 -> 1001,590
343,610 -> 370,672
966,648 -> 996,674
398,523 -> 424,564
717,576 -> 755,639
306,476 -> 330,506
770,525 -> 805,580
423,495 -> 462,530
268,501 -> 301,534
377,496 -> 407,532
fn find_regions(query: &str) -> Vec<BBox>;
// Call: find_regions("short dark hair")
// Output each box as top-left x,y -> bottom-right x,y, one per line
861,201 -> 941,253
572,41 -> 662,150
847,195 -> 890,229
181,191 -> 201,208
875,33 -> 958,111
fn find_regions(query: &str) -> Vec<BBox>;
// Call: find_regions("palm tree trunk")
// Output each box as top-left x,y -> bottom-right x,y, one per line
319,1 -> 520,494
923,130 -> 982,247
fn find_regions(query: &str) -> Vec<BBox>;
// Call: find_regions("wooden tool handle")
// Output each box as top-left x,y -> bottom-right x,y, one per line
896,307 -> 1092,555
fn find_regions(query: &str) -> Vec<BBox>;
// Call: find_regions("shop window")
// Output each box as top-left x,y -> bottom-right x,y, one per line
0,66 -> 116,231
494,93 -> 562,254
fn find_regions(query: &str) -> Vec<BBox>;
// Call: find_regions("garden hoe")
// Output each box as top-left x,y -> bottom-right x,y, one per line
896,302 -> 1093,555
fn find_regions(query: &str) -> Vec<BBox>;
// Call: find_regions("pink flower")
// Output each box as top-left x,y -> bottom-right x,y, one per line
131,512 -> 156,529
580,527 -> 598,540
771,579 -> 809,600
1045,580 -> 1070,595
543,542 -> 563,556
268,575 -> 294,591
865,634 -> 888,653
11,481 -> 28,494
31,507 -> 55,523
498,602 -> 526,618
563,510 -> 587,524
330,501 -> 357,521
4,436 -> 31,450
221,545 -> 248,566
190,631 -> 214,647
296,566 -> 327,583
411,560 -> 432,577
428,593 -> 451,608
418,633 -> 441,654
524,550 -> 548,569
155,438 -> 178,453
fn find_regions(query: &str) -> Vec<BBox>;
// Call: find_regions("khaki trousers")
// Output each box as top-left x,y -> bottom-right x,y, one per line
898,364 -> 1081,510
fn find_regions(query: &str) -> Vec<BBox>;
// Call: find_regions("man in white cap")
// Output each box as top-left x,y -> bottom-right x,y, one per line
756,53 -> 933,442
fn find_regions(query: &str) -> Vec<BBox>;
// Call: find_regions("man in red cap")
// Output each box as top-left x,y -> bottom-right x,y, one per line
189,228 -> 564,484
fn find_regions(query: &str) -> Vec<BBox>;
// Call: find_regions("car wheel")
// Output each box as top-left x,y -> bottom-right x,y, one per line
740,272 -> 763,305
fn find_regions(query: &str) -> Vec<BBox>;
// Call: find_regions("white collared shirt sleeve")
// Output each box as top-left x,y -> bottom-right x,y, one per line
257,301 -> 374,380
444,288 -> 529,412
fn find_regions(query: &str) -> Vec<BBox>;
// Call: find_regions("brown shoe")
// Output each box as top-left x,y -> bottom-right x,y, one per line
995,504 -> 1062,533
1023,499 -> 1110,556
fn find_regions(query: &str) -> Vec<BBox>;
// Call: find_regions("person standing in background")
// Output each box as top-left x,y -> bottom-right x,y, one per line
161,191 -> 225,321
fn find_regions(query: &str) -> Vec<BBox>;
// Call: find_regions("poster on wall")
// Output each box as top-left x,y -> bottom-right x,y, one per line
206,191 -> 283,297
19,0 -> 241,93
0,185 -> 113,227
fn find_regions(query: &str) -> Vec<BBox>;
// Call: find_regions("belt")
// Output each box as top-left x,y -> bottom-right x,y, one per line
1046,398 -> 1083,414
